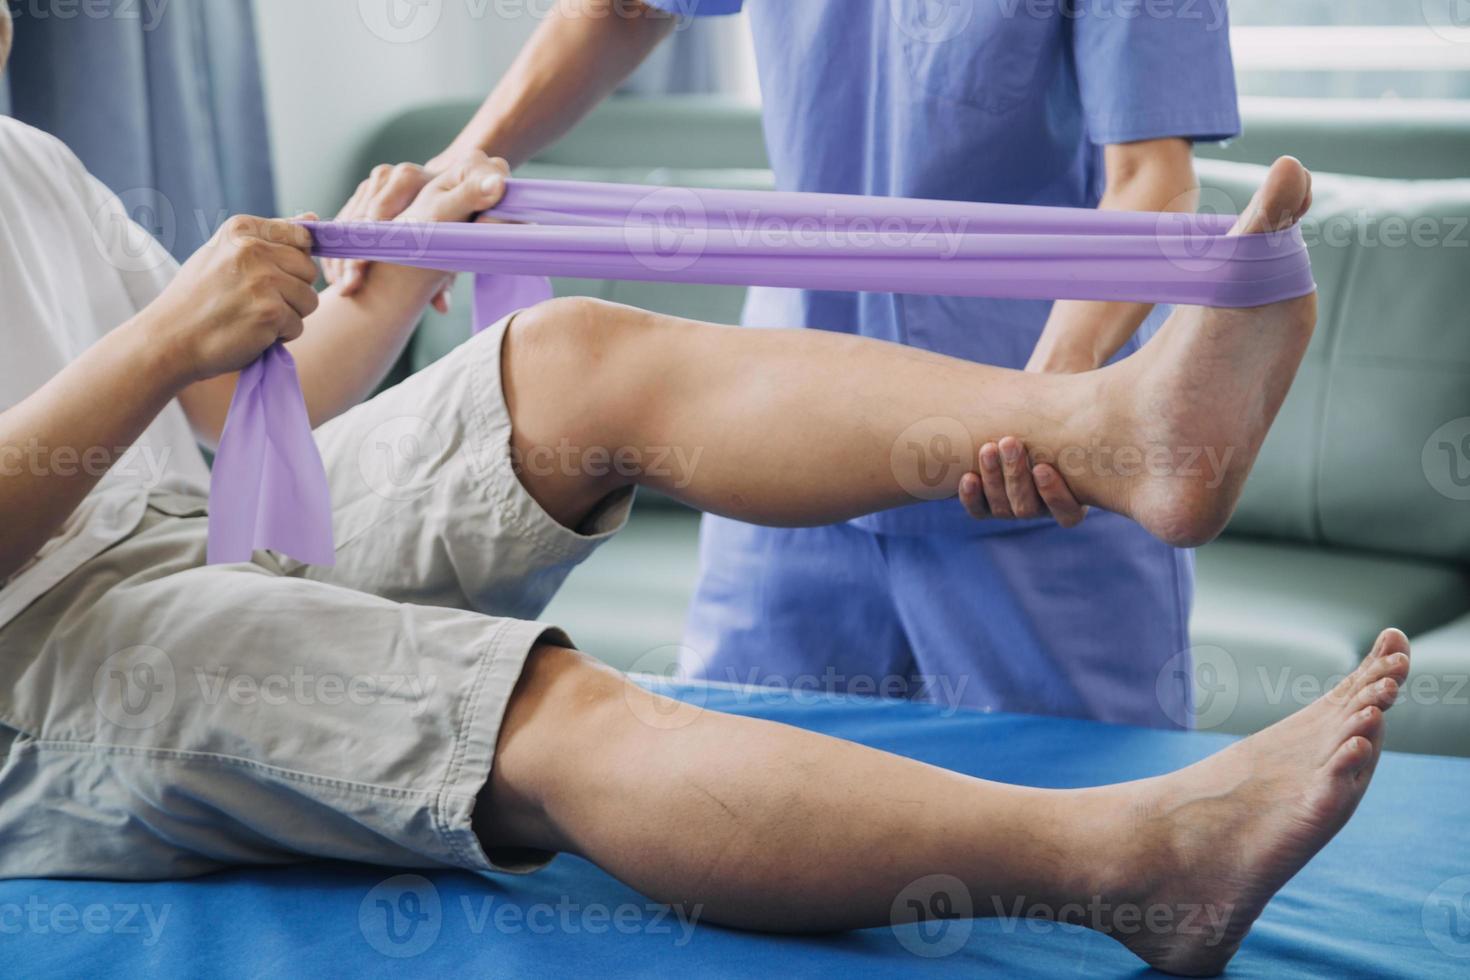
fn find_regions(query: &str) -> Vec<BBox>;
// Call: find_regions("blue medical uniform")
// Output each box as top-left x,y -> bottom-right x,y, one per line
643,0 -> 1240,727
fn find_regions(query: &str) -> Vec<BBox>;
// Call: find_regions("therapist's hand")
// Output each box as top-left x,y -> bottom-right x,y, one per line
957,437 -> 1087,528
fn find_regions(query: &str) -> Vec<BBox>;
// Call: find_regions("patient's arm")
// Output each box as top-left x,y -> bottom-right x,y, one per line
0,218 -> 316,582
178,159 -> 513,442
0,317 -> 184,583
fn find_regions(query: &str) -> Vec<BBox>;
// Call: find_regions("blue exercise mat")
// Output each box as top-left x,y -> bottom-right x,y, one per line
4,681 -> 1468,978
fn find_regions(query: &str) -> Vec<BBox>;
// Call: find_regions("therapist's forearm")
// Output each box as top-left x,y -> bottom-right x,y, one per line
434,0 -> 675,169
1028,138 -> 1199,373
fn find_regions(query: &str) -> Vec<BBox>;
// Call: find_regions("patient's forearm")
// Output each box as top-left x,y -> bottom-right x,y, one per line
0,319 -> 186,582
435,0 -> 675,168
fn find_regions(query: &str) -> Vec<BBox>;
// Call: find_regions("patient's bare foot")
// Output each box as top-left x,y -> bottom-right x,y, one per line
1096,628 -> 1409,975
1074,156 -> 1318,547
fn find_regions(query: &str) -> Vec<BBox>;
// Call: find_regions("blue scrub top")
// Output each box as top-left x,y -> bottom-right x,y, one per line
646,0 -> 1241,535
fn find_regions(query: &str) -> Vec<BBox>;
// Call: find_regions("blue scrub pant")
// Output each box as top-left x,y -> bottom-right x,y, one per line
682,512 -> 1195,729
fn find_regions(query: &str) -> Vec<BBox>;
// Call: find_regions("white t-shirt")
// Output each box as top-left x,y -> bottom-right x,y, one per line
0,117 -> 211,629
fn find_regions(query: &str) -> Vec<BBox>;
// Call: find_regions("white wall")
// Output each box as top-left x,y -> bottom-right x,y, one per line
253,0 -> 538,215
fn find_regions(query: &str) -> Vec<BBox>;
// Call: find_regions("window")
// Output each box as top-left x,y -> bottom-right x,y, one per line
1230,0 -> 1470,98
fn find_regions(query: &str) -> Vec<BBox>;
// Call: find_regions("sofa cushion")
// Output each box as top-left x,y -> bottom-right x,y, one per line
1197,160 -> 1470,563
1196,97 -> 1470,180
1191,537 -> 1470,736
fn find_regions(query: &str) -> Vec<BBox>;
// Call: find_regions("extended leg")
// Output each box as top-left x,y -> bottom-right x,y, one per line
478,628 -> 1410,976
503,158 -> 1318,548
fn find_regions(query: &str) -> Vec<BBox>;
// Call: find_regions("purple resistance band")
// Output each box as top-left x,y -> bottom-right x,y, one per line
207,178 -> 1315,566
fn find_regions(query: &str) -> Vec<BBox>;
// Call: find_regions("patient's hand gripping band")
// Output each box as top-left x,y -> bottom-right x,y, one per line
207,177 -> 1316,565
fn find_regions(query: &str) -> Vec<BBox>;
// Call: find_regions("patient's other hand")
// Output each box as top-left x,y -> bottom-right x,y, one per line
958,436 -> 1087,528
324,161 -> 443,308
325,153 -> 512,313
400,152 -> 511,224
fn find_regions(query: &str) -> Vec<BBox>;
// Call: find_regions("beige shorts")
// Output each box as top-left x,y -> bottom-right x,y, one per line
0,313 -> 630,880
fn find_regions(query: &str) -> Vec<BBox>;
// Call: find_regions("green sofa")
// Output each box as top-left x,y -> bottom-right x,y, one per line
344,96 -> 1470,755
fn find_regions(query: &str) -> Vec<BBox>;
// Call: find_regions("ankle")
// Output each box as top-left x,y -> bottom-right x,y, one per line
1029,364 -> 1141,514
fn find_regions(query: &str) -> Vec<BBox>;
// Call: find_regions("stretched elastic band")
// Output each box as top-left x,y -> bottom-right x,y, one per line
208,177 -> 1314,565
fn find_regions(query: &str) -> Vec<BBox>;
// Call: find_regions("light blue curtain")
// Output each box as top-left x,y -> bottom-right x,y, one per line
0,0 -> 276,260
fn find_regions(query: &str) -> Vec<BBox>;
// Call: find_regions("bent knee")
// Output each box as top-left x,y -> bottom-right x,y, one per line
502,296 -> 664,443
506,295 -> 650,367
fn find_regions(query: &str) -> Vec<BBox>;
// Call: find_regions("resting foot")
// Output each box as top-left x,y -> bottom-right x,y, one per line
1096,628 -> 1409,975
1078,156 -> 1319,547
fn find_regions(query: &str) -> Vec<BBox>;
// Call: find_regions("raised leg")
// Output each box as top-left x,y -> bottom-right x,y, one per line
502,157 -> 1318,548
478,628 -> 1410,976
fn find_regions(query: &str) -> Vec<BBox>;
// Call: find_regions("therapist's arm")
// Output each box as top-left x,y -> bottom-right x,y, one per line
1026,137 -> 1199,374
326,1 -> 673,296
431,0 -> 676,170
325,0 -> 675,297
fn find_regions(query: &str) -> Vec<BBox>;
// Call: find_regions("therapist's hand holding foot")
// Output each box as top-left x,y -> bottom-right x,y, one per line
1085,155 -> 1318,545
960,437 -> 1087,527
958,158 -> 1309,537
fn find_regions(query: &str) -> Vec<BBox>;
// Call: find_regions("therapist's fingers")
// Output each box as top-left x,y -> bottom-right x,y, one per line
957,472 -> 991,520
1033,464 -> 1088,528
998,437 -> 1046,519
977,443 -> 1014,519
